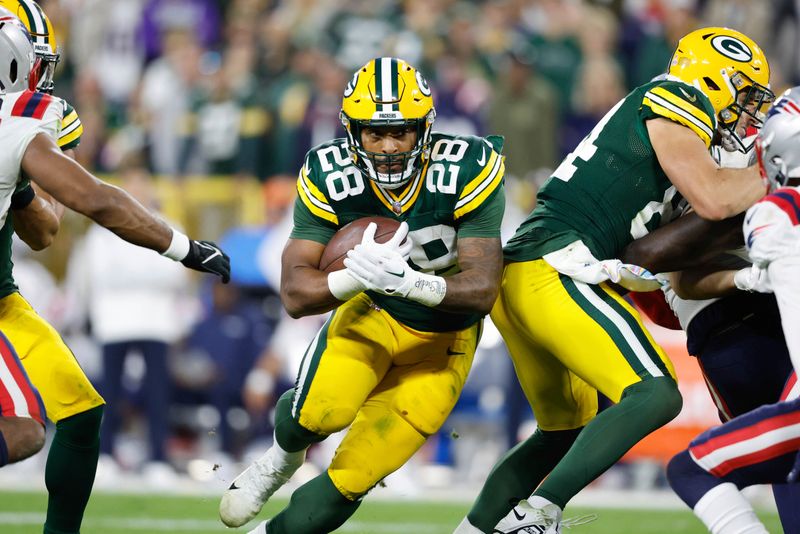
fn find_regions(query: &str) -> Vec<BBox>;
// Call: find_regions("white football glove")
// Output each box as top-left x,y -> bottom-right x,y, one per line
360,221 -> 413,260
327,222 -> 412,301
600,260 -> 664,292
734,264 -> 773,293
344,226 -> 446,307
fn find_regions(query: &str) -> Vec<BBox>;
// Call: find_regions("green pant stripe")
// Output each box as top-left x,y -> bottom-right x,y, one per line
292,310 -> 334,418
588,284 -> 671,377
559,275 -> 651,378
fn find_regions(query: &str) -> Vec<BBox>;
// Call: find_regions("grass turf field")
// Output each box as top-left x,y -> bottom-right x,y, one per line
0,491 -> 783,533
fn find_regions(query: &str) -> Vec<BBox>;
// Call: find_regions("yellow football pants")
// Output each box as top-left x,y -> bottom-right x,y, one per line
292,293 -> 479,499
492,259 -> 676,431
0,292 -> 104,422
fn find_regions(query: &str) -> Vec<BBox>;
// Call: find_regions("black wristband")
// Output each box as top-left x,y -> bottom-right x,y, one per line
10,185 -> 35,210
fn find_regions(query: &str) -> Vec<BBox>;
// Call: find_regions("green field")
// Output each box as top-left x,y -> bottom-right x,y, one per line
0,491 -> 783,533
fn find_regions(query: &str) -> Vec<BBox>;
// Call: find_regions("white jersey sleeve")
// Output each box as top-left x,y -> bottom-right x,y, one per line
0,90 -> 62,227
743,187 -> 800,267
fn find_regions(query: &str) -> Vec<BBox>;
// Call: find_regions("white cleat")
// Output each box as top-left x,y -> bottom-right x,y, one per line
247,520 -> 270,533
493,500 -> 562,534
219,446 -> 305,527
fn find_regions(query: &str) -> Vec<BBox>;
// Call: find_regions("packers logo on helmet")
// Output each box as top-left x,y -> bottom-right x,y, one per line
340,57 -> 436,189
0,0 -> 59,93
669,27 -> 774,152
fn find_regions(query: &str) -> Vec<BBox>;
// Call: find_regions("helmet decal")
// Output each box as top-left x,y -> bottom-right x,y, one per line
343,70 -> 359,98
710,35 -> 752,63
416,71 -> 431,97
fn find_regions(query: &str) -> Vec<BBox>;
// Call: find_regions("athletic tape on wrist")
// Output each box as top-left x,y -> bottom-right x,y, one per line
162,229 -> 191,261
328,269 -> 364,301
406,272 -> 447,307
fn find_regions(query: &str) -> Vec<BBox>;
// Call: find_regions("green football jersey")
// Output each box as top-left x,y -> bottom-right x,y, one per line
504,78 -> 717,262
0,97 -> 84,300
291,132 -> 505,332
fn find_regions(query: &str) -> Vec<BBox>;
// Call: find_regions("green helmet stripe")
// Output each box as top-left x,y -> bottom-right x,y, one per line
18,0 -> 43,40
391,58 -> 399,111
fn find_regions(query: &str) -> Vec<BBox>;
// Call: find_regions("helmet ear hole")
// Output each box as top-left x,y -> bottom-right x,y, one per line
703,77 -> 720,91
9,58 -> 15,83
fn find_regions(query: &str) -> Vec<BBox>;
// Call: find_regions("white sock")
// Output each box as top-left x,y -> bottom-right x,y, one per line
693,483 -> 768,534
264,434 -> 306,472
527,495 -> 558,510
452,517 -> 484,534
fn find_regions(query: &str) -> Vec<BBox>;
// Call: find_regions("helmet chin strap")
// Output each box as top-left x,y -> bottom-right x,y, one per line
27,57 -> 41,91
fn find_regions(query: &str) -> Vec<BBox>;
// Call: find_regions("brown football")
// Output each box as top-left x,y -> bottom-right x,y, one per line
318,216 -> 402,273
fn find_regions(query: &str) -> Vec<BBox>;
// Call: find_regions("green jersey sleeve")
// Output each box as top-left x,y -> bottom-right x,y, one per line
58,99 -> 83,150
457,187 -> 504,238
640,80 -> 717,148
289,154 -> 340,244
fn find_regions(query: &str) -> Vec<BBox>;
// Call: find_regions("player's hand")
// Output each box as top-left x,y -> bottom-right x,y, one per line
344,243 -> 413,297
359,221 -> 412,260
181,240 -> 231,283
733,264 -> 772,293
600,260 -> 663,292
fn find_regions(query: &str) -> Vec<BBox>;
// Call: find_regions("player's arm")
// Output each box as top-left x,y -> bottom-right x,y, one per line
620,211 -> 744,272
280,238 -> 345,318
21,133 -> 230,281
668,265 -> 739,300
10,145 -> 74,250
433,236 -> 502,314
647,118 -> 764,220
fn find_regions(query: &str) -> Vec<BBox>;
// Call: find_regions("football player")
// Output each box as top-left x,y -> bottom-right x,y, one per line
0,328 -> 46,467
0,2 -> 124,532
219,57 -> 505,533
0,15 -> 230,534
454,27 -> 774,534
665,91 -> 800,534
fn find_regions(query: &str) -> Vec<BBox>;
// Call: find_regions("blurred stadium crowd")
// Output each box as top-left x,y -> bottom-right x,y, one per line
12,0 -> 800,491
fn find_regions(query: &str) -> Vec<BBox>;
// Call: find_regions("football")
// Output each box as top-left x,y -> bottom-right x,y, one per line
318,216 -> 402,273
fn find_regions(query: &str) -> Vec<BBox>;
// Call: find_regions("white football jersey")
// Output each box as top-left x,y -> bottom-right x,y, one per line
0,89 -> 62,227
743,186 -> 800,371
743,187 -> 800,267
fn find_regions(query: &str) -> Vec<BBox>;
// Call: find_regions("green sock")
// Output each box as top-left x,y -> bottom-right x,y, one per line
268,471 -> 361,534
44,405 -> 103,534
273,389 -> 326,452
467,428 -> 581,532
536,377 -> 682,508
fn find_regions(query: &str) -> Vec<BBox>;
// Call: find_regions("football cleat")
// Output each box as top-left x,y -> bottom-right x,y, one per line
493,500 -> 562,534
219,446 -> 305,527
247,519 -> 270,533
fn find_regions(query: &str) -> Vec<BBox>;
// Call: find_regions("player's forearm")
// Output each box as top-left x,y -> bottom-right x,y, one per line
437,237 -> 502,314
79,182 -> 172,252
11,195 -> 59,251
281,267 -> 344,318
621,212 -> 744,272
669,268 -> 738,300
693,167 -> 765,220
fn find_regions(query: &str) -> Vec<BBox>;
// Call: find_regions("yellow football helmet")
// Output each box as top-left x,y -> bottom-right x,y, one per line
0,0 -> 58,93
668,27 -> 774,152
340,57 -> 436,189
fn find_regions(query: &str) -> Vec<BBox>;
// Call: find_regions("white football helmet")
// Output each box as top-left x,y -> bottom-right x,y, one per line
0,7 -> 34,94
756,87 -> 800,192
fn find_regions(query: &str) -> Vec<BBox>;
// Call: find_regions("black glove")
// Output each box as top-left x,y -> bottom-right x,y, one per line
181,240 -> 231,283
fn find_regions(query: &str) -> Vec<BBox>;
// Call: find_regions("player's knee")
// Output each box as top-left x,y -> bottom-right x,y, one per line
329,451 -> 377,499
3,417 -> 45,463
623,377 -> 683,425
55,404 -> 103,448
302,405 -> 359,435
